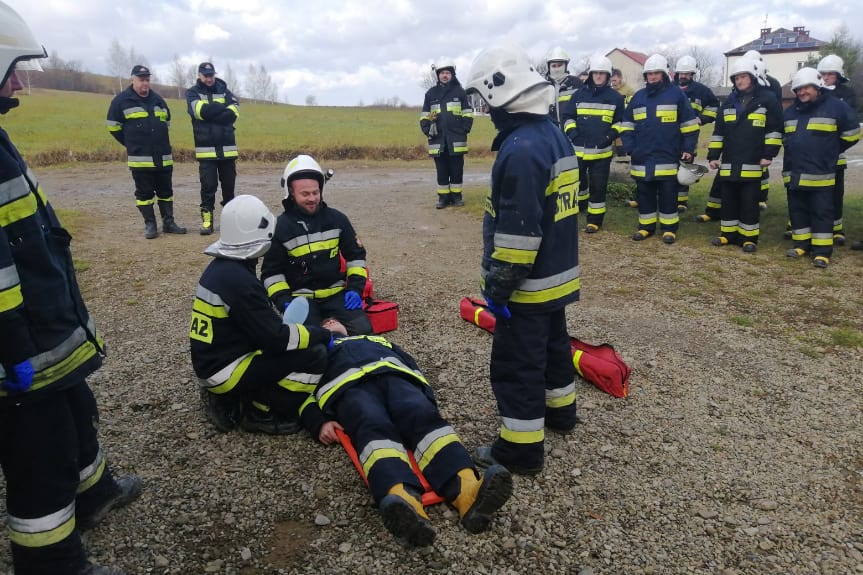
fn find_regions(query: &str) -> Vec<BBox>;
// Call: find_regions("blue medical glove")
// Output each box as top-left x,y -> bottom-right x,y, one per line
3,359 -> 34,394
484,297 -> 511,320
343,290 -> 363,310
327,335 -> 335,351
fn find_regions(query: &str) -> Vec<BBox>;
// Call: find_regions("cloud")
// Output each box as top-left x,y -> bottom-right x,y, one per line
194,23 -> 231,43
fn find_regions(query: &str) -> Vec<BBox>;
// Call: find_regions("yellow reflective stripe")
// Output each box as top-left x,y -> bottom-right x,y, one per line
0,284 -> 23,312
76,453 -> 106,494
8,512 -> 76,548
491,246 -> 537,265
808,122 -> 836,132
0,191 -> 37,226
765,137 -> 782,146
416,433 -> 460,472
499,426 -> 544,444
192,298 -> 228,318
227,104 -> 239,117
128,160 -> 156,168
287,238 -> 339,258
14,338 -> 103,395
510,276 -> 580,304
209,351 -> 261,394
298,394 -> 317,416
277,379 -> 316,394
124,111 -> 147,119
346,266 -> 368,278
546,389 -> 576,408
362,447 -> 409,477
573,349 -> 584,376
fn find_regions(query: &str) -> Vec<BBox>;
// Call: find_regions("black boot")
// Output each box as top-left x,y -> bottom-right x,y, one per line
138,204 -> 158,239
159,201 -> 187,234
451,192 -> 465,207
200,209 -> 214,235
435,196 -> 448,209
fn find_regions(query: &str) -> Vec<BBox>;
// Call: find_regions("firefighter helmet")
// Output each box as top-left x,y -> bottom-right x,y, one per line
588,54 -> 613,75
729,57 -> 759,84
817,54 -> 847,81
281,154 -> 325,196
465,44 -> 551,112
0,1 -> 47,88
546,46 -> 570,65
434,58 -> 455,75
642,54 -> 669,77
791,67 -> 822,92
675,55 -> 697,75
206,195 -> 275,260
677,162 -> 709,186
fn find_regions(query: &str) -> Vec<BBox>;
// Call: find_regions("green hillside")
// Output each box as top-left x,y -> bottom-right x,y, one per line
1,88 -> 499,166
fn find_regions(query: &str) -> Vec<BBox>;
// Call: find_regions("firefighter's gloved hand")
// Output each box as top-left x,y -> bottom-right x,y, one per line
428,123 -> 438,138
327,335 -> 336,352
3,359 -> 34,394
485,298 -> 511,320
343,290 -> 363,310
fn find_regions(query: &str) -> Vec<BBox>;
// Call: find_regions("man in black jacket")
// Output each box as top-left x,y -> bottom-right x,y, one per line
261,155 -> 373,335
106,65 -> 186,239
1,4 -> 140,573
419,59 -> 473,209
186,62 -> 240,235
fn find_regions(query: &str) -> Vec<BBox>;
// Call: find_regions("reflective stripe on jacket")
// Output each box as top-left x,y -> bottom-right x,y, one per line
186,77 -> 240,161
105,86 -> 173,169
562,80 -> 625,160
420,78 -> 473,156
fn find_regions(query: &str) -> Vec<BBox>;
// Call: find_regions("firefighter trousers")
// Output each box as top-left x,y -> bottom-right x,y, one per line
489,307 -> 575,470
235,346 -> 328,418
334,374 -> 473,503
579,157 -> 611,226
199,159 -> 237,212
788,186 -> 835,259
132,168 -> 174,204
719,179 -> 761,245
433,152 -> 464,194
636,179 -> 679,234
1,381 -> 119,575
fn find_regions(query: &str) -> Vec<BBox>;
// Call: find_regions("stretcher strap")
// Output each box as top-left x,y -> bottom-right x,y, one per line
335,428 -> 445,506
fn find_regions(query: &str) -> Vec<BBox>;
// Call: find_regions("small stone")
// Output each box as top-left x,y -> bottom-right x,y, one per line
551,448 -> 566,458
600,444 -> 614,453
571,468 -> 582,477
743,527 -> 759,536
315,513 -> 331,526
338,542 -> 352,553
240,547 -> 252,561
171,403 -> 184,411
759,539 -> 775,551
753,500 -> 778,511
578,568 -> 595,575
154,555 -> 169,568
697,508 -> 718,519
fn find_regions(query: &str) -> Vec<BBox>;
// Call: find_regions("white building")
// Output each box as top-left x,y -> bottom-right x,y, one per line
724,26 -> 826,89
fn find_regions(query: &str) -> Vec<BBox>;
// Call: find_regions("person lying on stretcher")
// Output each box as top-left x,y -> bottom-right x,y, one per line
315,318 -> 514,547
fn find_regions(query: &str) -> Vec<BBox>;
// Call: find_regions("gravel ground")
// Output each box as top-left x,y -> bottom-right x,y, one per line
1,161 -> 861,575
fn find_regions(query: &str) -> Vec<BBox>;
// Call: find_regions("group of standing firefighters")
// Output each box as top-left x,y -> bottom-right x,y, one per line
421,46 -> 860,267
1,0 -> 861,568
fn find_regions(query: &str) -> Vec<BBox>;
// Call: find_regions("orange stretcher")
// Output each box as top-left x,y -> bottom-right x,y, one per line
335,428 -> 445,506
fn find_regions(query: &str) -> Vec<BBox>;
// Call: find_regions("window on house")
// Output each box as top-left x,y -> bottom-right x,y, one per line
764,38 -> 773,45
788,35 -> 797,43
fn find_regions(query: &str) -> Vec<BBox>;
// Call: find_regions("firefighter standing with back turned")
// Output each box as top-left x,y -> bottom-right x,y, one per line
0,3 -> 141,573
420,59 -> 473,209
464,45 -> 581,476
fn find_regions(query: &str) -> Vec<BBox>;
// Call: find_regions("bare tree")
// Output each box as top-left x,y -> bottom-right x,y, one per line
419,64 -> 437,91
305,94 -> 317,106
221,62 -> 239,96
168,54 -> 191,99
244,64 -> 275,103
107,39 -> 150,93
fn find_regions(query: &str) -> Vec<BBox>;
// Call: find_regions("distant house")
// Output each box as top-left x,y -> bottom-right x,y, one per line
724,26 -> 826,88
606,48 -> 647,91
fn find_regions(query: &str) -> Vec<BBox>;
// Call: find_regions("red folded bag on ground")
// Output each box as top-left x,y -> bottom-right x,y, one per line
459,297 -> 630,398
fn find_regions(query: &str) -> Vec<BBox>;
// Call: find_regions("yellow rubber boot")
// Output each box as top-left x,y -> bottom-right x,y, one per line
379,483 -> 435,547
452,466 -> 513,534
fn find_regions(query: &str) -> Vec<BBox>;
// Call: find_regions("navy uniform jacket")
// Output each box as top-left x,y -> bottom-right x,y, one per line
619,79 -> 700,180
548,74 -> 583,127
186,77 -> 240,161
105,85 -> 173,170
676,80 -> 719,125
261,199 -> 368,311
782,93 -> 861,190
482,114 -> 580,312
561,79 -> 625,160
420,77 -> 473,156
0,128 -> 104,402
707,86 -> 784,181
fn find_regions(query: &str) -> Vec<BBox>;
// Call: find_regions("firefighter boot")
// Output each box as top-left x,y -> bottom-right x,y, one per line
138,204 -> 158,239
77,475 -> 143,531
200,209 -> 214,235
451,192 -> 465,207
451,466 -> 513,534
159,202 -> 187,234
200,388 -> 242,432
379,483 -> 436,547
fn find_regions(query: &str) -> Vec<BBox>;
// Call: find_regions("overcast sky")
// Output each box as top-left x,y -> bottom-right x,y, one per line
10,0 -> 855,106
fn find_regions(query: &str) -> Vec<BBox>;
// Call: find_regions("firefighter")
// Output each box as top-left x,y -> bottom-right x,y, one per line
186,62 -> 240,236
0,4 -> 141,573
545,46 -> 583,130
191,195 -> 336,434
561,54 -> 624,232
817,55 -> 858,247
315,319 -> 513,547
783,68 -> 860,268
744,50 -> 782,211
106,65 -> 186,239
261,155 -> 373,335
464,44 -> 580,475
419,58 -> 473,209
619,54 -> 699,244
706,58 -> 783,253
673,55 -> 719,212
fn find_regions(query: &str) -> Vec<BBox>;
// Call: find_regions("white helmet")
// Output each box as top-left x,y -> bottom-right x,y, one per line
675,55 -> 697,75
643,54 -> 669,77
465,45 -> 551,112
204,195 -> 275,260
817,54 -> 846,81
281,154 -> 325,197
588,54 -> 613,75
546,46 -> 570,65
729,57 -> 759,84
0,1 -> 47,87
434,58 -> 456,74
743,50 -> 763,63
677,162 -> 709,186
791,67 -> 822,92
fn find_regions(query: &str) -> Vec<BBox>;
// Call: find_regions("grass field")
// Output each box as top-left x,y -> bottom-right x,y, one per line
2,88 -> 498,164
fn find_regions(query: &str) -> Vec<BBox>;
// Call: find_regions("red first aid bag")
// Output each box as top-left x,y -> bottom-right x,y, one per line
459,297 -> 630,398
